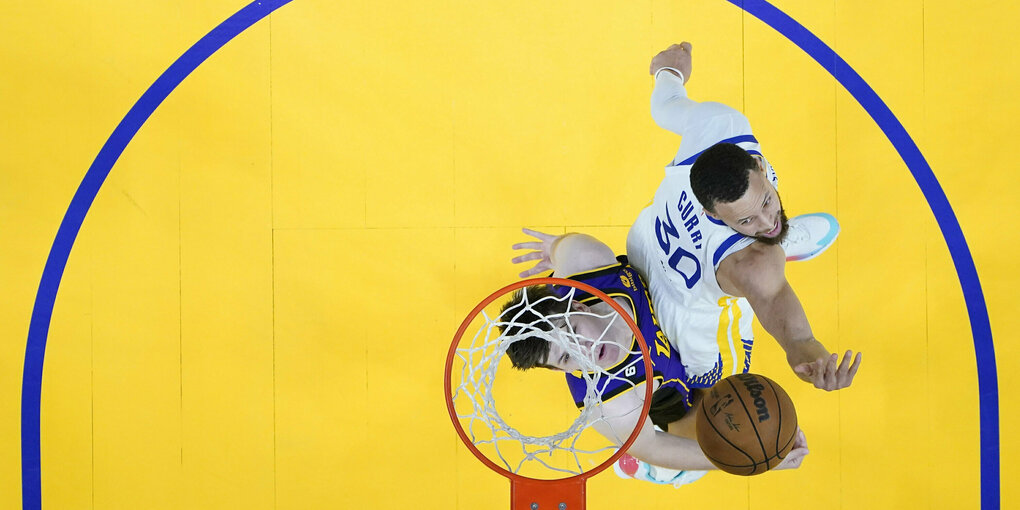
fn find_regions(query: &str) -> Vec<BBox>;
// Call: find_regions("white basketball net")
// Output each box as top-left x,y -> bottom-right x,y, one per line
451,286 -> 649,477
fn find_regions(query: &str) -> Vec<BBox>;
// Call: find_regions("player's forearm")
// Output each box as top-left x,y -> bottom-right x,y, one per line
753,281 -> 813,340
751,282 -> 829,368
650,71 -> 696,135
627,430 -> 717,471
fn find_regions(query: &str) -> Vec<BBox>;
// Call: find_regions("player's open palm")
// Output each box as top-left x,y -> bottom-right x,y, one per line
794,350 -> 862,391
511,228 -> 559,278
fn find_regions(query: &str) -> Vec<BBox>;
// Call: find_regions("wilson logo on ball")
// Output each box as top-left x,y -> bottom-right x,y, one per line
737,374 -> 770,422
696,373 -> 798,475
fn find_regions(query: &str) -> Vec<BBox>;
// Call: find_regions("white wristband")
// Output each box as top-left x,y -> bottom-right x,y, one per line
654,66 -> 684,85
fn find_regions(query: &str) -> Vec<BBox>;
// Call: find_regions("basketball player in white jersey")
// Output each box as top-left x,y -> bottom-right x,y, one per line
625,42 -> 862,395
508,228 -> 809,485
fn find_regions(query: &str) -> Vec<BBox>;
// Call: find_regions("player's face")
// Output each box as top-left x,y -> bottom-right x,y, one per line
543,310 -> 625,372
708,164 -> 788,245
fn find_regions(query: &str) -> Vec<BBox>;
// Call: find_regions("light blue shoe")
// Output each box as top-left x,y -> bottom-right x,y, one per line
782,213 -> 840,262
613,454 -> 707,488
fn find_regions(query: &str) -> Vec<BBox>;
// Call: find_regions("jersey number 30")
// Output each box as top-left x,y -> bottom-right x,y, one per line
655,209 -> 702,288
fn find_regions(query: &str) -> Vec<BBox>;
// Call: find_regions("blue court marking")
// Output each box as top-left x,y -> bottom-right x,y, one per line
19,1 -> 292,508
729,1 -> 998,508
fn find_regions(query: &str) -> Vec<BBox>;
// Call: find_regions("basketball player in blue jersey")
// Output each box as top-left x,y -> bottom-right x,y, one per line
502,228 -> 808,484
626,42 -> 862,396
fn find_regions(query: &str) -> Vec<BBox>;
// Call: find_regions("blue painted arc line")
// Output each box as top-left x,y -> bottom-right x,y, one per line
19,1 -> 293,509
730,0 -> 998,508
20,1 -> 998,509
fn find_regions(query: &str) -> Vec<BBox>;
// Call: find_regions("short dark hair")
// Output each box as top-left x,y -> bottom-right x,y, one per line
498,285 -> 571,370
689,143 -> 758,213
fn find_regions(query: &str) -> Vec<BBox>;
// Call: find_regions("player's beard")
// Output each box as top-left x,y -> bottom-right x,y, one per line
753,208 -> 789,245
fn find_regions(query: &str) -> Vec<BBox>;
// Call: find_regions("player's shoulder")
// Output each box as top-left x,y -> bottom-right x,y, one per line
717,242 -> 786,295
730,242 -> 785,272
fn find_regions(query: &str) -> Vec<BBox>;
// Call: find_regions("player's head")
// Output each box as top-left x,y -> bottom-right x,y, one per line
690,143 -> 788,244
499,286 -> 619,372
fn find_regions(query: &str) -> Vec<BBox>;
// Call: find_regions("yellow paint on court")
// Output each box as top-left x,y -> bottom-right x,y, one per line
1,1 -> 1016,508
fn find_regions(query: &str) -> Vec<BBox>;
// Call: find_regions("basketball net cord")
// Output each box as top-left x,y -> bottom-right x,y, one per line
451,287 -> 647,477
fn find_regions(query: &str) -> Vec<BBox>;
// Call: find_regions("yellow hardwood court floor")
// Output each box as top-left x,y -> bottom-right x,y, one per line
1,1 -> 1016,508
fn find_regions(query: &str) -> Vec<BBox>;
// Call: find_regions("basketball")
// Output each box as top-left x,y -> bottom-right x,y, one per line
695,373 -> 798,475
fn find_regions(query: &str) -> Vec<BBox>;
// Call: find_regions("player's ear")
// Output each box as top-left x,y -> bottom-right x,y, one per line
570,301 -> 591,312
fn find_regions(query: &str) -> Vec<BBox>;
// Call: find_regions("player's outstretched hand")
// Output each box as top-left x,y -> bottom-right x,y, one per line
511,228 -> 560,278
774,429 -> 809,470
650,41 -> 693,83
793,350 -> 862,391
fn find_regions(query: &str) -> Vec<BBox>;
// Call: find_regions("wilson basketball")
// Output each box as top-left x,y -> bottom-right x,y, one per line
695,373 -> 798,475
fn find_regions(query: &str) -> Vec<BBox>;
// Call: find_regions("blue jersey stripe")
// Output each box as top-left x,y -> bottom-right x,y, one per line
712,233 -> 747,267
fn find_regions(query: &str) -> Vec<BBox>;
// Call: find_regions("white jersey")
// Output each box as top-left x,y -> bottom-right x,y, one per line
626,71 -> 779,383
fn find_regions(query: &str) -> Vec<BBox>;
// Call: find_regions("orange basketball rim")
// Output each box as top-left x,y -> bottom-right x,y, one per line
444,277 -> 654,510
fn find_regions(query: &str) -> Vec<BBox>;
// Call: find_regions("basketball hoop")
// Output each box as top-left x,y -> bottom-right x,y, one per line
444,277 -> 654,510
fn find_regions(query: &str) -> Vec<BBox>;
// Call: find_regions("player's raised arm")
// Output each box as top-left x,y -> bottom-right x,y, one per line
716,243 -> 862,391
649,42 -> 694,134
510,228 -> 617,278
649,42 -> 753,150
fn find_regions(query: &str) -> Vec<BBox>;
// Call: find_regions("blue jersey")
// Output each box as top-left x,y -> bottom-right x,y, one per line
553,257 -> 692,414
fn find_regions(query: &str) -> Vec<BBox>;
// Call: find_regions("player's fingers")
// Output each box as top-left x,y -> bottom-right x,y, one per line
784,453 -> 805,468
837,350 -> 853,374
835,350 -> 857,388
840,352 -> 863,387
791,428 -> 807,448
521,227 -> 555,241
779,447 -> 808,469
519,264 -> 548,278
816,357 -> 834,390
511,251 -> 543,264
848,352 -> 863,379
791,447 -> 809,462
826,353 -> 839,386
809,358 -> 825,380
511,241 -> 543,251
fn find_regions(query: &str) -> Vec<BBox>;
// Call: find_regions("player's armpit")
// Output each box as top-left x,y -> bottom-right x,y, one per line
715,242 -> 786,300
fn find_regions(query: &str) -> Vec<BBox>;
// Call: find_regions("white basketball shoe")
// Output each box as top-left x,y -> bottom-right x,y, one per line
613,453 -> 707,488
781,213 -> 840,262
